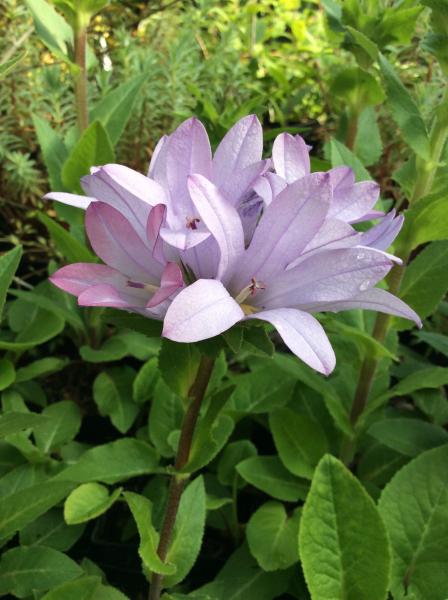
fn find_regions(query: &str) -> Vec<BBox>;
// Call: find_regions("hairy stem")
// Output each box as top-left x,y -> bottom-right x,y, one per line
74,24 -> 88,133
148,355 -> 215,600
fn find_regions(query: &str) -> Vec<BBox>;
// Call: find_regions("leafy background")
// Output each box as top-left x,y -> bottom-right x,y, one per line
1,0 -> 448,599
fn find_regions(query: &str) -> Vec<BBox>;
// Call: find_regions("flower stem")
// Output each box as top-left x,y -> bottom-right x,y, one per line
148,355 -> 215,600
74,23 -> 88,133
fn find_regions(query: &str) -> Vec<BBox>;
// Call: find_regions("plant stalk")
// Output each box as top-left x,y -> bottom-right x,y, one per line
74,23 -> 88,133
148,355 -> 215,600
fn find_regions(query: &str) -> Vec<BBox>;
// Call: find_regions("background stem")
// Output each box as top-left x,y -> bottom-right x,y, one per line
148,355 -> 215,600
74,24 -> 88,133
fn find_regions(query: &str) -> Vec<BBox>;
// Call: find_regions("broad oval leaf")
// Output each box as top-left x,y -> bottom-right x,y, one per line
64,483 -> 122,524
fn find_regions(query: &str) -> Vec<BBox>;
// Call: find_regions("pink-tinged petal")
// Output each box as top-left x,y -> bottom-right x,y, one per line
213,115 -> 263,187
148,134 -> 169,180
359,210 -> 404,251
350,210 -> 384,224
147,204 -> 167,264
272,133 -> 311,183
188,174 -> 244,282
44,192 -> 94,210
50,263 -> 126,296
162,279 -> 244,342
253,172 -> 287,206
146,262 -> 184,308
165,117 -> 212,206
302,287 -> 422,327
81,165 -> 165,240
246,308 -> 336,375
160,227 -> 210,251
329,180 -> 380,224
78,283 -> 148,308
257,247 -> 393,308
219,160 -> 271,207
233,173 -> 331,290
86,202 -> 163,282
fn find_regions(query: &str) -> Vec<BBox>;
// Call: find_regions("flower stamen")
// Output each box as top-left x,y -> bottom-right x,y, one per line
186,216 -> 201,230
235,277 -> 266,304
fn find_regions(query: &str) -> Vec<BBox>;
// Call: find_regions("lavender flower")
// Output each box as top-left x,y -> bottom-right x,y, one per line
48,116 -> 420,375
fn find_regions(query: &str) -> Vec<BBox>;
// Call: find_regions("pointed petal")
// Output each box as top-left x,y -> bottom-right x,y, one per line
233,173 -> 331,289
44,192 -> 93,210
257,247 -> 393,308
148,134 -> 169,180
253,172 -> 287,206
86,202 -> 163,281
219,160 -> 270,207
213,115 -> 263,187
146,262 -> 184,308
246,308 -> 335,375
49,263 -> 126,296
160,227 -> 211,251
301,218 -> 358,258
147,204 -> 167,264
329,180 -> 380,224
181,236 -> 220,280
78,283 -> 148,308
162,279 -> 244,342
272,133 -> 311,183
328,166 -> 355,189
302,287 -> 422,327
188,174 -> 244,282
165,117 -> 212,205
359,210 -> 404,250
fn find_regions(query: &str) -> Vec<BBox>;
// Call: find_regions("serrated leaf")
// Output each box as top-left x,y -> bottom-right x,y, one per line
379,445 -> 448,600
41,576 -> 102,600
149,379 -> 183,458
0,359 -> 15,391
39,212 -> 96,263
0,245 -> 22,321
299,455 -> 390,600
330,138 -> 371,181
368,418 -> 448,456
93,367 -> 138,434
33,115 -> 68,189
159,340 -> 201,398
133,357 -> 158,404
237,456 -> 308,502
20,508 -> 85,551
34,401 -> 82,453
15,357 -> 69,382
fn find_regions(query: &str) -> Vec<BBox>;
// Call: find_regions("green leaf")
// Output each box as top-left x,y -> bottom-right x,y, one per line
93,367 -> 139,434
415,330 -> 448,357
8,288 -> 84,331
41,576 -> 102,600
242,325 -> 275,357
90,74 -> 149,145
329,138 -> 371,181
378,54 -> 431,161
217,440 -> 257,486
133,357 -> 158,404
54,438 -> 159,484
400,193 -> 448,251
228,366 -> 295,414
195,544 -> 289,600
396,241 -> 448,328
0,481 -> 74,539
299,455 -> 390,600
101,309 -> 162,337
159,340 -> 201,398
346,26 -> 379,61
0,307 -> 64,351
124,491 -> 176,576
0,359 -> 15,391
237,456 -> 308,502
15,357 -> 69,382
34,401 -> 82,453
247,502 -> 300,571
38,212 -> 96,263
149,379 -> 183,458
32,115 -> 68,189
354,106 -> 383,167
368,418 -> 448,456
0,546 -> 83,598
331,67 -> 384,111
0,50 -> 27,78
379,445 -> 448,600
0,245 -> 22,321
81,331 -> 159,362
20,508 -> 85,551
25,0 -> 72,58
164,476 -> 206,587
64,482 -> 122,524
61,121 -> 115,193
269,409 -> 328,479
0,412 -> 48,439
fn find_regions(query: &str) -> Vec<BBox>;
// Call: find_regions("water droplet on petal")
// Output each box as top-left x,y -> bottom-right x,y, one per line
359,280 -> 370,291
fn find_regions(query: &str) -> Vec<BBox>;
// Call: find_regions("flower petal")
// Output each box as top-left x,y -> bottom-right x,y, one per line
50,263 -> 126,296
219,160 -> 270,207
148,134 -> 169,180
233,172 -> 331,290
146,262 -> 184,308
160,227 -> 211,251
359,210 -> 404,251
147,204 -> 167,264
165,117 -> 212,206
257,247 -> 393,308
272,133 -> 311,183
253,172 -> 287,206
44,192 -> 94,210
188,174 -> 244,282
162,279 -> 244,342
329,180 -> 380,224
212,115 -> 262,187
301,287 -> 422,327
246,308 -> 335,375
86,202 -> 163,282
78,283 -> 147,308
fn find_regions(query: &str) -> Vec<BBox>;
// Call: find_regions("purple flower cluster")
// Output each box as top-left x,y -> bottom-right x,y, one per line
47,116 -> 420,374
